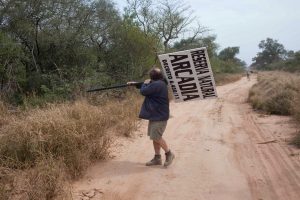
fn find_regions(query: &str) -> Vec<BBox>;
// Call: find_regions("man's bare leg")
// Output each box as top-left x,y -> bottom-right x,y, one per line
146,140 -> 162,166
154,137 -> 169,153
147,138 -> 174,167
153,140 -> 161,155
154,137 -> 174,167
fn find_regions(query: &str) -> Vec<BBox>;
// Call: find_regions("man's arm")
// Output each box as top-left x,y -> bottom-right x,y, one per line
126,81 -> 143,89
140,80 -> 158,96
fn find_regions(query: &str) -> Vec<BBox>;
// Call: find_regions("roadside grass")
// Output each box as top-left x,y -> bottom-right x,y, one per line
0,101 -> 7,114
248,71 -> 300,147
248,72 -> 299,115
0,101 -> 10,128
291,87 -> 300,148
292,86 -> 300,122
0,91 -> 142,199
214,73 -> 243,85
290,132 -> 300,148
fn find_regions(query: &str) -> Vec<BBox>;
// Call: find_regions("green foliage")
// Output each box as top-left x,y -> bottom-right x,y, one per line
215,46 -> 245,73
126,0 -> 202,51
172,35 -> 219,58
252,38 -> 287,69
214,73 -> 243,86
251,38 -> 300,72
266,51 -> 300,72
211,58 -> 245,74
0,0 -> 248,106
171,36 -> 245,74
0,32 -> 27,96
0,0 -> 159,105
102,20 -> 157,82
218,47 -> 240,61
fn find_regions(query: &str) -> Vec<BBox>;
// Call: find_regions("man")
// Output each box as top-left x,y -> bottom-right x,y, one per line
127,67 -> 175,167
246,70 -> 250,81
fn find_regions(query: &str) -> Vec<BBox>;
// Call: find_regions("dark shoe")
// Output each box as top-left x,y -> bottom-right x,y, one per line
146,155 -> 162,166
164,151 -> 175,167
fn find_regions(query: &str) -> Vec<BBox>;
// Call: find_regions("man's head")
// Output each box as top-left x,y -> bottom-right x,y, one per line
149,67 -> 163,81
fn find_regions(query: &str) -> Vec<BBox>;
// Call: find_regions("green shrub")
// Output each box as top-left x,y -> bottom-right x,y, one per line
214,73 -> 243,85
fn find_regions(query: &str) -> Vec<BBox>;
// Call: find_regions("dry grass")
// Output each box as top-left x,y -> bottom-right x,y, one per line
292,82 -> 300,122
0,91 -> 142,199
248,71 -> 300,148
290,82 -> 300,148
97,92 -> 142,137
10,158 -> 70,200
0,101 -> 112,172
0,167 -> 15,200
248,72 -> 299,115
214,73 -> 243,86
0,158 -> 71,200
25,158 -> 70,200
0,101 -> 7,115
290,132 -> 300,148
0,101 -> 10,128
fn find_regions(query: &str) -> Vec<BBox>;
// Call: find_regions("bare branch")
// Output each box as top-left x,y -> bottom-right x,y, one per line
189,21 -> 209,43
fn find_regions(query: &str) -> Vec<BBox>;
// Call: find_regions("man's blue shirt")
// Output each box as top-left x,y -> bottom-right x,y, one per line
139,80 -> 169,121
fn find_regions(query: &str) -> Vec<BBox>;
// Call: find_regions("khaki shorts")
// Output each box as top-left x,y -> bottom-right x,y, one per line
148,120 -> 167,141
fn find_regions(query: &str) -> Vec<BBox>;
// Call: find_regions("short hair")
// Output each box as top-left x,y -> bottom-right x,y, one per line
149,67 -> 163,81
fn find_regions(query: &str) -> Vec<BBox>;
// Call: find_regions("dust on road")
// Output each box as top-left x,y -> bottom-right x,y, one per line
72,76 -> 300,200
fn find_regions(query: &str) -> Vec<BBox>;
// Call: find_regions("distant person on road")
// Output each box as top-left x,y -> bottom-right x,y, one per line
127,67 -> 175,167
246,70 -> 250,81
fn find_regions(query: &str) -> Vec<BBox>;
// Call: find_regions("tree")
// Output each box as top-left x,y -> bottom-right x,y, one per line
0,31 -> 26,97
0,0 -> 164,104
266,50 -> 300,72
0,0 -> 124,102
126,0 -> 206,52
218,47 -> 240,61
172,36 -> 245,73
102,20 -> 158,82
172,35 -> 219,58
156,0 -> 193,50
252,38 -> 287,69
209,46 -> 244,73
125,0 -> 156,35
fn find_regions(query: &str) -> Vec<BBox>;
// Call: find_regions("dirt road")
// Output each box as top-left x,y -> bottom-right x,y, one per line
72,76 -> 300,200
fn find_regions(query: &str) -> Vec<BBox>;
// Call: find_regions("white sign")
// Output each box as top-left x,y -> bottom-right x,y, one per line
158,47 -> 217,102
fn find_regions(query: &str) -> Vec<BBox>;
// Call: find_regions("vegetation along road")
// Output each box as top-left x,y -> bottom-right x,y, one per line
72,76 -> 300,200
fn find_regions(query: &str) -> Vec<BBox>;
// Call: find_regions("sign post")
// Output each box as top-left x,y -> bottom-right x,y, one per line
158,47 -> 217,102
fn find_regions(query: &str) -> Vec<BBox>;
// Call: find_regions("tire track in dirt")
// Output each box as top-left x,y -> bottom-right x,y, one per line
222,77 -> 300,200
72,76 -> 300,200
236,108 -> 300,200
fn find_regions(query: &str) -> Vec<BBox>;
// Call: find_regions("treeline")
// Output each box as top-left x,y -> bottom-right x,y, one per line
251,38 -> 300,72
0,0 -> 245,105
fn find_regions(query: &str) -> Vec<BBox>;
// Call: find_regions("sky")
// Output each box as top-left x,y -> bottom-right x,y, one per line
114,0 -> 300,66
